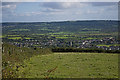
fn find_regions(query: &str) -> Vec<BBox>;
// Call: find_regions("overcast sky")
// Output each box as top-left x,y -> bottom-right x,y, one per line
2,2 -> 118,22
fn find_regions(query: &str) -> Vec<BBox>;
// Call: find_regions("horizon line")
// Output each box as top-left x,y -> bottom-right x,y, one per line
1,19 -> 119,23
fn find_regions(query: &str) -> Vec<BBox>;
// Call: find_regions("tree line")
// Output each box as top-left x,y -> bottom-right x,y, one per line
52,48 -> 120,53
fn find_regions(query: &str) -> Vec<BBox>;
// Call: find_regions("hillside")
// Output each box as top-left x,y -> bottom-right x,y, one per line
2,20 -> 118,35
18,52 -> 118,78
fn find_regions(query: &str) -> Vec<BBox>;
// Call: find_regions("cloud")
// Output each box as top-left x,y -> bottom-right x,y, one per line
42,8 -> 63,12
2,2 -> 118,22
2,2 -> 17,18
41,2 -> 86,10
87,8 -> 104,14
41,2 -> 74,9
2,0 -> 37,2
90,2 -> 117,6
2,0 -> 120,2
19,12 -> 43,16
2,2 -> 17,10
90,2 -> 118,12
2,2 -> 16,9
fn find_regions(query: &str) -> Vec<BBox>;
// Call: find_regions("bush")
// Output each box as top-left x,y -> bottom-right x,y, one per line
52,47 -> 120,53
2,43 -> 52,78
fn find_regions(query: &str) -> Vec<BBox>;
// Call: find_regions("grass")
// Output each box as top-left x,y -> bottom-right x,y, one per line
38,28 -> 55,31
0,36 -> 2,38
97,44 -> 120,47
86,37 -> 97,39
11,29 -> 30,31
79,31 -> 100,34
7,35 -> 20,37
18,53 -> 118,78
82,28 -> 101,31
7,36 -> 32,40
56,37 -> 74,39
49,32 -> 74,35
0,35 -> 6,38
24,37 -> 32,39
8,37 -> 22,40
97,45 -> 111,47
32,34 -> 45,35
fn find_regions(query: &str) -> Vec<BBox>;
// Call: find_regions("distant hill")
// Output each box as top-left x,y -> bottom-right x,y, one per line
2,20 -> 118,35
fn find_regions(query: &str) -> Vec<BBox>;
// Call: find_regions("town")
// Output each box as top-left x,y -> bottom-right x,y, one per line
2,20 -> 120,51
3,36 -> 119,51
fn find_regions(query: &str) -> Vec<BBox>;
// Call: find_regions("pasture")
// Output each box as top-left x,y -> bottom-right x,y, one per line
18,53 -> 118,78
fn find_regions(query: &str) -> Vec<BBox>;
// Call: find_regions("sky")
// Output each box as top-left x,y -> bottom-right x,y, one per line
2,2 -> 118,22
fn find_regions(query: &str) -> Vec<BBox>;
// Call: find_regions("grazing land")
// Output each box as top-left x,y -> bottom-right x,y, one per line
18,53 -> 118,78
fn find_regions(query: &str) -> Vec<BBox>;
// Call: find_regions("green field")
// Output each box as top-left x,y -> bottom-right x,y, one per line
8,37 -> 22,40
97,44 -> 120,47
18,53 -> 118,78
11,29 -> 30,31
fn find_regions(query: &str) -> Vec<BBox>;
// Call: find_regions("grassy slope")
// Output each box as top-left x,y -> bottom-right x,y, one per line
18,53 -> 118,78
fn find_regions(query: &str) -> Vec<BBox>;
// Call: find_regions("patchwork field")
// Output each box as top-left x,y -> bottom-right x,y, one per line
18,53 -> 118,78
